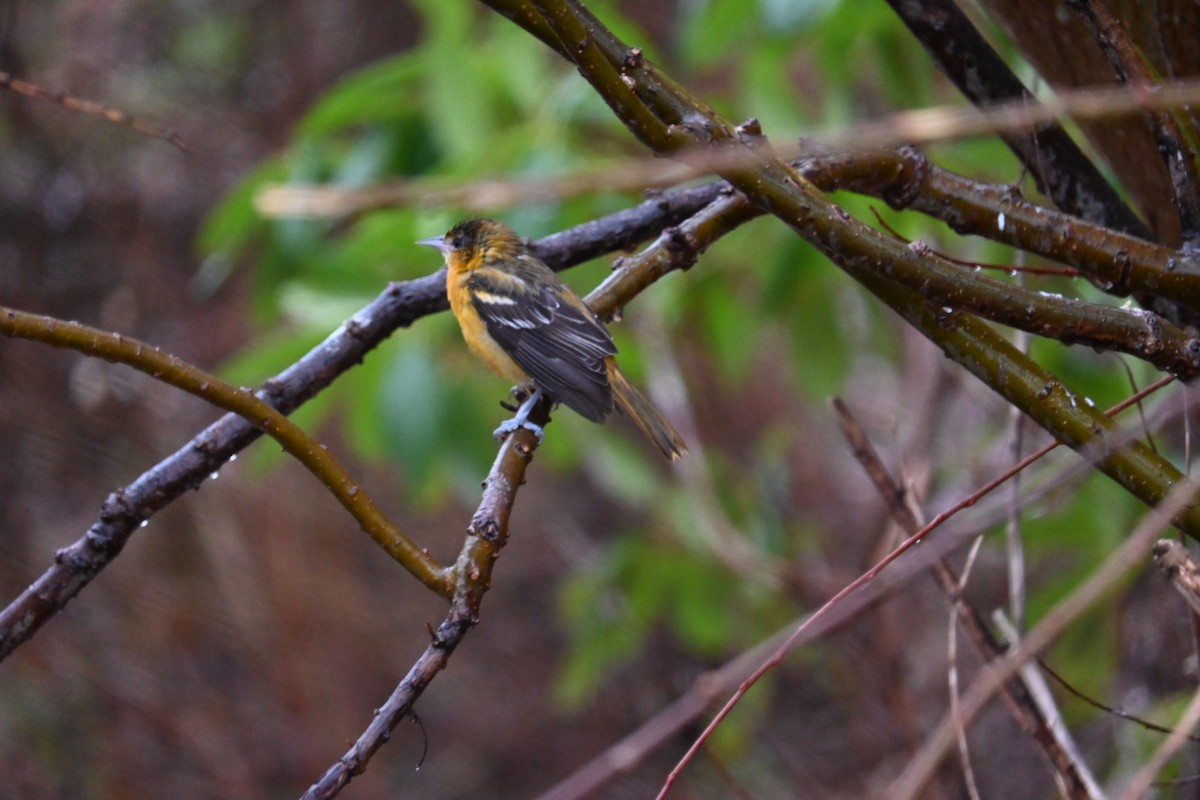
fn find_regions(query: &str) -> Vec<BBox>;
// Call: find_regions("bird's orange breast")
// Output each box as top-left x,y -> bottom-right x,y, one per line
447,261 -> 531,385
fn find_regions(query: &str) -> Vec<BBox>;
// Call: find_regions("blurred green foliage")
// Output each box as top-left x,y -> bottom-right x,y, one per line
200,0 -> 1170,728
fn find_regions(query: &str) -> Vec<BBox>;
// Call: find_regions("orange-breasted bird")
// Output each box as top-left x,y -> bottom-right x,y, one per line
418,218 -> 687,460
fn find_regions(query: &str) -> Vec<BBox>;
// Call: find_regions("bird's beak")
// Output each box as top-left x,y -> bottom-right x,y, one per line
416,236 -> 449,253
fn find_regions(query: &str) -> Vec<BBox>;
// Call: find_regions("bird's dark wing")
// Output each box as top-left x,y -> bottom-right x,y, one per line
467,270 -> 615,422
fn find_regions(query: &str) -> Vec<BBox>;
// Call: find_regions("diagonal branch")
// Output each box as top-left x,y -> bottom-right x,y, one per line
301,187 -> 763,796
484,0 -> 1200,541
1068,0 -> 1200,244
0,307 -> 449,594
832,398 -> 1096,799
0,70 -> 187,151
301,420 -> 545,799
842,148 -> 1200,308
0,194 -> 719,662
884,0 -> 1153,241
888,478 -> 1200,799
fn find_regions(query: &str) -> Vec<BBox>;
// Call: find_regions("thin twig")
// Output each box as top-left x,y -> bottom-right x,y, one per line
301,419 -> 545,798
1116,682 -> 1200,799
0,307 -> 447,595
888,479 -> 1200,800
0,194 -> 716,661
991,612 -> 1105,800
834,398 -> 1093,798
0,70 -> 187,151
1153,539 -> 1200,616
950,535 -> 986,800
1041,657 -> 1200,742
1007,264 -> 1030,634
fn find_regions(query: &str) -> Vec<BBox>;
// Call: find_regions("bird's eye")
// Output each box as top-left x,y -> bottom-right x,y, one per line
451,236 -> 463,249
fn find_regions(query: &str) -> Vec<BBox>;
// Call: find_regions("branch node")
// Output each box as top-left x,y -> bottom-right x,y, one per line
261,377 -> 286,399
1138,310 -> 1164,355
737,116 -> 761,136
470,516 -> 502,542
884,146 -> 930,210
908,239 -> 932,257
192,431 -> 220,456
661,225 -> 700,271
344,318 -> 368,338
1112,249 -> 1133,295
84,520 -> 130,555
735,117 -> 763,141
97,488 -> 135,523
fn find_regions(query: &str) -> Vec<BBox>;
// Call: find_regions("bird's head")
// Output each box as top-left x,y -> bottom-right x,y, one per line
417,218 -> 525,269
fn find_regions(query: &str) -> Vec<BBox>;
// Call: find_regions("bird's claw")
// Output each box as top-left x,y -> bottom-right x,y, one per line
494,387 -> 545,445
493,418 -> 544,444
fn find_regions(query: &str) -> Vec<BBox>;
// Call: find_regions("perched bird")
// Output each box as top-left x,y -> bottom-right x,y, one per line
418,218 -> 686,460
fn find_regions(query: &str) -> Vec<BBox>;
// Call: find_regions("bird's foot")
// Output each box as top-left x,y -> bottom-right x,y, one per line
493,417 -> 544,444
493,388 -> 545,444
500,384 -> 535,413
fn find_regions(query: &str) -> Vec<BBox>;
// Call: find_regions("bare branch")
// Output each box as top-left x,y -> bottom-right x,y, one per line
0,69 -> 187,150
884,0 -> 1152,240
479,0 -> 1200,543
302,420 -> 545,798
1153,539 -> 1200,616
0,193 -> 719,661
834,398 -> 1095,799
888,479 -> 1200,800
0,307 -> 447,594
1116,683 -> 1200,799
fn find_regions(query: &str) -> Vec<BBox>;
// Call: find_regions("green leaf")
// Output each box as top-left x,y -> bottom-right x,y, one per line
555,543 -> 648,707
295,54 -> 424,138
665,557 -> 734,654
217,326 -> 329,388
677,0 -> 756,69
214,326 -> 340,472
195,157 -> 286,260
341,350 -> 389,464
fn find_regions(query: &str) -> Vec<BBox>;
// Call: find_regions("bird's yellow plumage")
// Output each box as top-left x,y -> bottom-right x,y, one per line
446,262 -> 530,385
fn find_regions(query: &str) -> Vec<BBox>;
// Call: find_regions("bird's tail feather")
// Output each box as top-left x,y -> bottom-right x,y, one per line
608,363 -> 687,461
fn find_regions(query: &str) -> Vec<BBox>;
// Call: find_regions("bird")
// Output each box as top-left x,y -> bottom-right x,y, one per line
418,218 -> 687,460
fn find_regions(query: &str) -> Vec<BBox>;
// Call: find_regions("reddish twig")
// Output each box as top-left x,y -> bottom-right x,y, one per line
0,70 -> 188,150
868,205 -> 1081,277
654,375 -> 1175,798
1041,657 -> 1200,741
890,480 -> 1200,799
